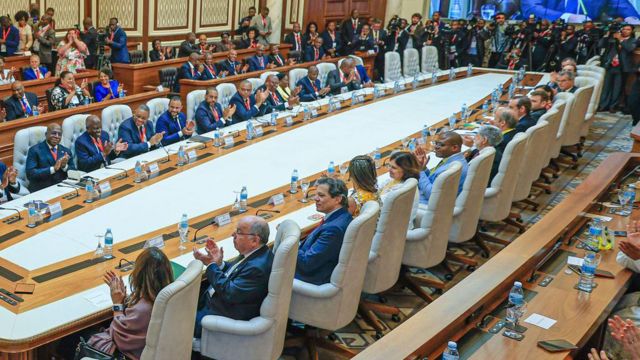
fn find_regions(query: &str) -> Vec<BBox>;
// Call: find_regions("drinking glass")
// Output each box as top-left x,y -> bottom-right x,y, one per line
300,180 -> 310,203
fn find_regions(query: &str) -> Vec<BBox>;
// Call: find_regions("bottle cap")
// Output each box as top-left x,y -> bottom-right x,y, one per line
448,341 -> 457,348
514,281 -> 522,287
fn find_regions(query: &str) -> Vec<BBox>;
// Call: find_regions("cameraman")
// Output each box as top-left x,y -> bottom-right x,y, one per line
488,12 -> 511,68
80,17 -> 97,69
598,24 -> 637,112
463,18 -> 490,67
558,24 -> 578,65
575,21 -> 601,64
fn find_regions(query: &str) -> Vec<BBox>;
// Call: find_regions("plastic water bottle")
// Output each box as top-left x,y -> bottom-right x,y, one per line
585,219 -> 603,250
177,146 -> 187,166
178,213 -> 188,250
508,82 -> 516,98
119,87 -> 125,98
624,186 -> 636,213
467,63 -> 473,76
270,112 -> 278,126
442,341 -> 460,360
394,80 -> 401,94
449,67 -> 455,80
432,71 -> 438,84
482,100 -> 489,114
239,186 -> 248,213
506,281 -> 525,326
374,148 -> 381,169
246,121 -> 254,140
103,228 -> 114,259
213,130 -> 221,147
412,74 -> 419,89
27,203 -> 37,228
303,106 -> 311,120
33,106 -> 39,116
422,125 -> 429,142
290,169 -> 299,193
134,161 -> 143,183
373,86 -> 381,99
461,103 -> 468,121
85,179 -> 96,203
578,252 -> 597,292
351,91 -> 358,106
448,114 -> 457,129
327,161 -> 335,176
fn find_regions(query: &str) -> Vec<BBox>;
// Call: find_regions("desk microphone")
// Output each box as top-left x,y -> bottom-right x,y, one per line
158,143 -> 171,164
57,184 -> 80,198
105,166 -> 128,178
256,208 -> 281,216
193,219 -> 216,243
0,207 -> 22,220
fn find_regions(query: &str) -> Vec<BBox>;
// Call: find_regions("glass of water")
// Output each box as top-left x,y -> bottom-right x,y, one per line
300,179 -> 310,203
401,137 -> 410,149
339,162 -> 349,179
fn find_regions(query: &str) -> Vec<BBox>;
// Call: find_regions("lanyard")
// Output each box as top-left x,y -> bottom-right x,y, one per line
91,136 -> 105,153
309,78 -> 318,92
271,92 -> 280,104
205,65 -> 216,77
2,27 -> 10,41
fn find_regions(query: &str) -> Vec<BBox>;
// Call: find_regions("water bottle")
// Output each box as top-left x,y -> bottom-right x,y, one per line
408,140 -> 416,152
290,169 -> 299,193
578,252 -> 597,292
134,161 -> 143,183
178,213 -> 188,249
327,161 -> 335,176
422,125 -> 429,143
586,219 -> 603,250
508,82 -> 516,98
442,341 -> 460,360
246,121 -> 254,140
270,112 -> 278,126
506,281 -> 525,326
448,114 -> 456,129
432,71 -> 438,84
303,105 -> 311,120
449,67 -> 455,80
394,80 -> 401,94
350,91 -> 357,106
27,203 -> 37,228
103,228 -> 114,259
33,106 -> 39,116
85,179 -> 96,203
482,100 -> 489,114
374,148 -> 381,169
119,87 -> 125,98
467,63 -> 473,76
519,66 -> 526,82
177,145 -> 187,166
373,86 -> 381,99
239,186 -> 248,213
624,186 -> 636,213
412,74 -> 419,89
213,129 -> 221,147
461,103 -> 468,121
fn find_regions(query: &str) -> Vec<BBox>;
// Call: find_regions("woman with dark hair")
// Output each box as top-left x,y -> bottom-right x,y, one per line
14,11 -> 33,54
94,67 -> 124,102
217,32 -> 234,52
321,20 -> 342,57
55,29 -> 88,75
50,71 -> 90,110
347,155 -> 380,216
87,247 -> 174,360
240,28 -> 260,49
380,151 -> 420,226
149,39 -> 173,62
303,22 -> 320,47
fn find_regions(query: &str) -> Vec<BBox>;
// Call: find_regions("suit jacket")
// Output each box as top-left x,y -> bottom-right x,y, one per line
178,40 -> 199,58
355,64 -> 371,84
297,76 -> 324,102
175,62 -> 201,92
385,30 -> 409,53
341,18 -> 362,46
326,68 -> 362,95
155,111 -> 191,146
217,60 -> 241,76
496,128 -> 517,155
0,26 -> 20,56
26,141 -> 75,192
229,92 -> 268,123
250,15 -> 272,45
321,31 -> 343,54
515,114 -> 536,133
303,45 -> 325,62
5,93 -> 38,120
521,0 -> 640,21
199,64 -> 218,80
261,86 -> 287,112
558,35 -> 578,61
284,32 -> 304,53
80,27 -> 98,68
118,117 -> 155,158
370,29 -> 388,53
296,207 -> 353,285
268,54 -> 286,67
109,27 -> 130,64
247,55 -> 268,72
352,36 -> 374,52
75,131 -> 118,172
206,245 -> 274,320
23,66 -> 49,81
195,100 -> 226,133
530,108 -> 546,123
600,36 -> 637,72
0,161 -> 29,203
34,26 -> 56,65
418,152 -> 468,204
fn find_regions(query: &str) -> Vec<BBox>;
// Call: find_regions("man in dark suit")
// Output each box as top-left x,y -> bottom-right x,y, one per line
175,52 -> 202,92
217,50 -> 249,76
117,105 -> 165,159
178,32 -> 199,58
195,88 -> 236,133
321,20 -> 343,57
326,58 -> 363,95
341,9 -> 362,51
75,115 -> 128,173
0,16 -> 19,57
5,82 -> 40,121
509,96 -> 536,133
521,0 -> 640,23
557,25 -> 578,62
284,22 -> 304,61
260,74 -> 300,113
386,20 -> 410,54
492,108 -> 518,155
598,25 -> 637,111
464,19 -> 490,67
371,19 -> 387,81
105,18 -> 130,64
247,44 -> 269,72
229,80 -> 269,123
267,45 -> 287,67
23,55 -> 50,80
26,123 -> 75,192
80,17 -> 98,69
155,97 -> 194,146
0,161 -> 29,203
529,90 -> 550,122
304,37 -> 326,62
557,70 -> 578,93
297,65 -> 331,102
199,53 -> 221,80
296,177 -> 353,285
192,216 -> 274,341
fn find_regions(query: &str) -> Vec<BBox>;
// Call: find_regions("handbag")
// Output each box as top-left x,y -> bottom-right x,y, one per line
73,337 -> 127,360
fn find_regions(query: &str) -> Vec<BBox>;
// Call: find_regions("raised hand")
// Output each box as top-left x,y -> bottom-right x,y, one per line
114,139 -> 128,153
149,132 -> 164,146
223,104 -> 236,118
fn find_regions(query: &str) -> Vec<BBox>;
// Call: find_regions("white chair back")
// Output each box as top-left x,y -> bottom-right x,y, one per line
574,76 -> 598,122
146,98 -> 170,129
552,93 -> 574,159
585,56 -> 601,66
536,107 -> 561,170
216,83 -> 237,109
421,46 -> 439,73
13,126 -> 47,187
384,51 -> 402,82
337,55 -> 363,68
561,83 -> 593,147
260,71 -> 279,83
186,89 -> 206,122
246,78 -> 264,94
101,105 -> 133,142
61,114 -> 90,165
316,62 -> 337,88
288,68 -> 308,90
512,120 -> 549,202
403,48 -> 420,77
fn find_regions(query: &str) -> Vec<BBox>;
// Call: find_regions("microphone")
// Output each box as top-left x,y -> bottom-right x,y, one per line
57,184 -> 80,199
193,219 -> 216,243
157,142 -> 171,164
105,166 -> 128,178
256,208 -> 281,216
0,207 -> 22,220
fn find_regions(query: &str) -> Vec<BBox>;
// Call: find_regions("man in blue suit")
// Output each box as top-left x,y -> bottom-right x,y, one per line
414,131 -> 468,205
260,74 -> 300,113
75,115 -> 128,172
117,105 -> 165,159
229,80 -> 269,124
247,44 -> 269,72
297,65 -> 331,102
199,53 -> 220,80
195,88 -> 236,133
509,96 -> 536,133
0,161 -> 29,203
217,50 -> 249,76
155,96 -> 195,146
521,0 -> 640,23
26,123 -> 75,192
23,55 -> 50,80
5,82 -> 40,120
304,37 -> 326,62
175,52 -> 202,92
105,18 -> 130,64
296,177 -> 353,285
0,17 -> 19,57
192,216 -> 274,342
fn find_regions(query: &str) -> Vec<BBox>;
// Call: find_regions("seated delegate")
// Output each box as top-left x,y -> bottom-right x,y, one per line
93,68 -> 124,102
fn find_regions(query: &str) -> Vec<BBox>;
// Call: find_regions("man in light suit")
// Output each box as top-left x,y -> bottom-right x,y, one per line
5,82 -> 40,121
296,65 -> 331,102
195,88 -> 236,133
155,97 -> 195,146
75,115 -> 128,173
117,105 -> 165,159
229,80 -> 269,123
105,18 -> 130,64
296,177 -> 353,285
192,216 -> 274,342
326,58 -> 363,95
414,131 -> 468,204
26,123 -> 75,192
250,7 -> 273,45
521,0 -> 640,23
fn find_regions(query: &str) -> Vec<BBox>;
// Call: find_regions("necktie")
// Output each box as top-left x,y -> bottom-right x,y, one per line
35,68 -> 41,79
139,126 -> 146,142
190,65 -> 195,77
211,105 -> 219,121
92,136 -> 105,153
295,33 -> 301,50
272,92 -> 280,104
259,56 -> 264,68
50,147 -> 57,161
244,98 -> 250,110
314,48 -> 319,60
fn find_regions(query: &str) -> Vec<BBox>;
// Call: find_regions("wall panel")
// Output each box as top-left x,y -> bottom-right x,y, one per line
44,0 -> 84,35
196,0 -> 233,32
94,0 -> 142,36
3,1 -> 32,21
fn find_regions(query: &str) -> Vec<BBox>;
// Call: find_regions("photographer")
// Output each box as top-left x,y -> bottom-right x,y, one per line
463,18 -> 490,67
598,23 -> 637,112
575,20 -> 601,64
488,12 -> 512,68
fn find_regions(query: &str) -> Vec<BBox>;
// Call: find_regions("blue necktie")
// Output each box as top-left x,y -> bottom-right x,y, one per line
21,97 -> 32,116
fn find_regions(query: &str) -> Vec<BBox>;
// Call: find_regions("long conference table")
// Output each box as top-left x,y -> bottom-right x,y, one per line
0,68 -> 546,358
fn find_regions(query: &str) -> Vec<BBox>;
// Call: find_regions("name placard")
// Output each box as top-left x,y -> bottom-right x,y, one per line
215,213 -> 232,227
223,136 -> 235,148
148,162 -> 160,174
268,193 -> 285,206
187,150 -> 197,160
99,181 -> 112,194
49,202 -> 63,217
311,108 -> 318,117
285,116 -> 294,127
254,125 -> 264,138
144,235 -> 165,249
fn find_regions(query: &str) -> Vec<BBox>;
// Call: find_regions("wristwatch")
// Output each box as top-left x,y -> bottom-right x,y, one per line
112,304 -> 124,312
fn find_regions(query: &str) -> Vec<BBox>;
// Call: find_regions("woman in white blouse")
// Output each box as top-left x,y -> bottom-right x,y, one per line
0,57 -> 16,85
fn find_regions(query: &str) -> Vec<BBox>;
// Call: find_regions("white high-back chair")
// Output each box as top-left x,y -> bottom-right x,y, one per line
288,201 -> 380,358
401,164 -> 461,302
384,51 -> 402,82
13,126 -> 47,187
560,83 -> 594,159
288,68 -> 308,89
260,71 -> 279,83
586,56 -> 601,66
146,98 -> 169,129
337,55 -> 363,68
403,48 -> 420,77
186,89 -> 206,122
246,78 -> 264,94
102,105 -> 133,142
421,46 -> 439,73
535,108 -> 561,177
574,76 -> 600,136
316,62 -> 337,88
200,220 -> 300,360
216,83 -> 237,109
551,93 -> 574,161
61,114 -> 90,165
359,179 -> 417,335
577,64 -> 605,76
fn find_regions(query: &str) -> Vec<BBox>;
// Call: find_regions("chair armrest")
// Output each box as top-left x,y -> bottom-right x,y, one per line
406,228 -> 429,242
201,315 -> 273,335
292,279 -> 340,298
484,187 -> 499,198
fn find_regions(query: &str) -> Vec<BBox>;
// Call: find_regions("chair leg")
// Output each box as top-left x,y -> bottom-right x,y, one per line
473,234 -> 492,258
521,198 -> 539,211
315,337 -> 357,358
532,181 -> 552,194
400,272 -> 435,303
504,218 -> 526,233
446,252 -> 479,267
406,273 -> 446,289
478,231 -> 512,246
358,300 -> 399,334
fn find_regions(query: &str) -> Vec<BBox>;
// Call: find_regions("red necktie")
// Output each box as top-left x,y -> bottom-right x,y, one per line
139,126 -> 146,142
271,92 -> 280,104
259,56 -> 264,68
35,68 -> 41,79
211,105 -> 219,121
314,48 -> 319,60
244,98 -> 250,110
50,147 -> 57,161
277,55 -> 283,65
262,16 -> 267,27
92,137 -> 105,153
295,33 -> 300,50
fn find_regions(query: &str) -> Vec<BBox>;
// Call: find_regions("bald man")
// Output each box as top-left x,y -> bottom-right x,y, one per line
218,49 -> 248,76
178,32 -> 199,58
229,80 -> 269,123
26,123 -> 75,191
176,52 -> 203,92
247,44 -> 268,72
75,115 -> 128,172
5,81 -> 40,120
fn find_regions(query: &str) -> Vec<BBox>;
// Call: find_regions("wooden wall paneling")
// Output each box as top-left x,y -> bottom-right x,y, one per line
304,0 -> 386,33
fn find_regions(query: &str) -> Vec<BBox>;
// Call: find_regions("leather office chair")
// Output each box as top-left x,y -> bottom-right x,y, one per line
532,107 -> 562,193
61,114 -> 91,168
548,93 -> 574,173
401,164 -> 461,304
574,75 -> 600,137
316,62 -> 337,88
585,56 -> 601,66
260,71 -> 279,83
287,201 -> 379,359
128,50 -> 145,64
13,126 -> 47,188
146,98 -> 170,129
215,83 -> 237,109
421,46 -> 439,74
403,48 -> 420,77
384,52 -> 402,82
559,83 -> 593,165
45,88 -> 55,112
200,220 -> 301,360
102,104 -> 133,142
446,147 -> 495,263
288,68 -> 308,90
247,78 -> 264,94
186,89 -> 206,124
358,179 -> 418,338
478,133 -> 529,246
158,67 -> 179,95
337,55 -> 363,68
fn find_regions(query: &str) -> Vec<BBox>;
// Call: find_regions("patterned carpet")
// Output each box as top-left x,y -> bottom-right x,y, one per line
284,111 -> 635,360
